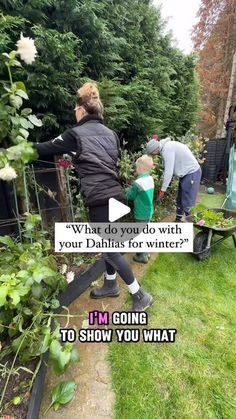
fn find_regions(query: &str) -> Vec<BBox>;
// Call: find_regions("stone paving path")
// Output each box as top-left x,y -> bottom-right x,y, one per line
40,253 -> 158,419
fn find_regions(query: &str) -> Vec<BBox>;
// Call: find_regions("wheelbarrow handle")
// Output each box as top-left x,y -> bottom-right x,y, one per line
206,229 -> 213,248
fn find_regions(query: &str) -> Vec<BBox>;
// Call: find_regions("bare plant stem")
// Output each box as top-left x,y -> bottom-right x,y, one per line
0,313 -> 40,412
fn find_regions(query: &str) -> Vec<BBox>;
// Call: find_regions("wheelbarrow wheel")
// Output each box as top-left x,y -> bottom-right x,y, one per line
193,232 -> 211,260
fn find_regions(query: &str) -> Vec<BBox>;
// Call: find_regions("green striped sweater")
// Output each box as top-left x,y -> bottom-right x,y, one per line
126,173 -> 154,220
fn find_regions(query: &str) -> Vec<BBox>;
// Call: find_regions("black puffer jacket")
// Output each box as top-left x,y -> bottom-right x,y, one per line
34,115 -> 125,207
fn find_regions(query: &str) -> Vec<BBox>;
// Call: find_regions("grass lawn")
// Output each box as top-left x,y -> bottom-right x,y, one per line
197,191 -> 225,208
109,193 -> 236,419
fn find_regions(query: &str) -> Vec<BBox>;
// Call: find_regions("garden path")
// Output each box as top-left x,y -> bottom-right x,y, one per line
40,253 -> 158,419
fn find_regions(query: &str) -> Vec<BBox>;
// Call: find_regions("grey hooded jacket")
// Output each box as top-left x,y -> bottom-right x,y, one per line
147,138 -> 200,191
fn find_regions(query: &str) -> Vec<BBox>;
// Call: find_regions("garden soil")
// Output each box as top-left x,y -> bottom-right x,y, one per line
40,253 -> 158,419
0,356 -> 38,419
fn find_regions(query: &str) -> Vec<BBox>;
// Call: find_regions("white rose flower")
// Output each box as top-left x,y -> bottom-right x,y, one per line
16,33 -> 37,65
0,164 -> 17,181
60,264 -> 67,275
66,271 -> 75,284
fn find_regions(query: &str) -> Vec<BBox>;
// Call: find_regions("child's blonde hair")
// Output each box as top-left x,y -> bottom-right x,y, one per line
136,155 -> 154,172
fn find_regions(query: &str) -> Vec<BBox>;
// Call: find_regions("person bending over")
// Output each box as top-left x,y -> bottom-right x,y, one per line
146,137 -> 201,221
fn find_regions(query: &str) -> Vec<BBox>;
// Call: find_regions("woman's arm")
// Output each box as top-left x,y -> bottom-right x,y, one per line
34,129 -> 78,157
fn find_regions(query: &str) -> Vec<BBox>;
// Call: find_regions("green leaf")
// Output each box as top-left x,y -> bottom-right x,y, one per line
25,213 -> 41,225
0,235 -> 16,249
51,380 -> 77,411
10,116 -> 20,125
19,128 -> 29,139
17,270 -> 30,280
50,340 -> 71,375
16,89 -> 28,100
12,396 -> 23,405
21,108 -> 32,116
10,59 -> 22,67
10,94 -> 23,109
0,284 -> 9,307
0,273 -> 12,283
32,266 -> 45,283
31,283 -> 43,298
50,298 -> 60,309
11,335 -> 28,354
9,289 -> 20,306
27,114 -> 43,127
15,81 -> 26,92
20,117 -> 34,129
7,144 -> 22,160
9,51 -> 16,60
4,86 -> 11,93
43,240 -> 51,251
2,52 -> 10,59
32,266 -> 56,283
15,135 -> 26,143
41,329 -> 51,353
23,307 -> 32,316
49,340 -> 61,359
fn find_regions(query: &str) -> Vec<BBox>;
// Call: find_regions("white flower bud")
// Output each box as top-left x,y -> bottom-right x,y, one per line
0,164 -> 17,181
60,264 -> 67,275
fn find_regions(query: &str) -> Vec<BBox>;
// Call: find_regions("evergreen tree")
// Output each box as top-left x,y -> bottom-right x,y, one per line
0,0 -> 199,147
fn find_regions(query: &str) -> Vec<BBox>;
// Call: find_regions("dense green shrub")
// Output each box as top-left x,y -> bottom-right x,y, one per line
0,1 -> 199,148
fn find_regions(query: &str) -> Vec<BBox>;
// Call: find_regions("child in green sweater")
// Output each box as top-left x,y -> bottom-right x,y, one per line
126,155 -> 154,263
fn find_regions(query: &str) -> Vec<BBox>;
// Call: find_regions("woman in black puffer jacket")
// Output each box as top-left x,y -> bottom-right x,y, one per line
35,82 -> 153,311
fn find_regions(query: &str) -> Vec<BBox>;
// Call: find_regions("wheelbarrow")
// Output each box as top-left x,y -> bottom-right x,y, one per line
186,208 -> 236,260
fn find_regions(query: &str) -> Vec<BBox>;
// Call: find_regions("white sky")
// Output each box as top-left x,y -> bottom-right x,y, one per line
153,0 -> 202,53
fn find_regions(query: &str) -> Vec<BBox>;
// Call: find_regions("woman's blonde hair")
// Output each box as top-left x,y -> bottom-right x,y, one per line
136,155 -> 154,172
76,82 -> 104,117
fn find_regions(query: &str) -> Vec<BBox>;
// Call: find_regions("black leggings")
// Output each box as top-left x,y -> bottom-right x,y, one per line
88,205 -> 135,285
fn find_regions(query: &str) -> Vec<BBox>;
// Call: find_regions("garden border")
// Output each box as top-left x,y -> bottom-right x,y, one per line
26,258 -> 105,419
